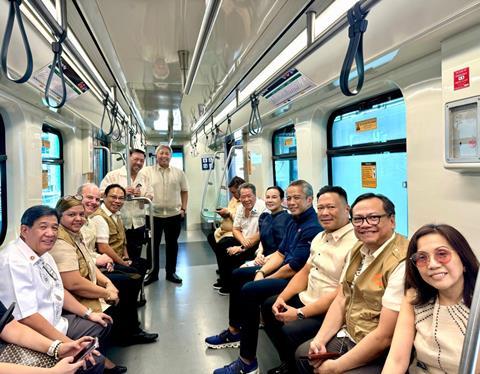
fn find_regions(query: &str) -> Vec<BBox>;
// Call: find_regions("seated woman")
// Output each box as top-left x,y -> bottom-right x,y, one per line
49,196 -> 128,374
242,186 -> 290,267
0,300 -> 99,374
383,224 -> 479,373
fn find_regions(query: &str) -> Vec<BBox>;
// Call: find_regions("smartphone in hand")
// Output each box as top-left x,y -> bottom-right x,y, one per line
299,352 -> 341,360
73,337 -> 99,363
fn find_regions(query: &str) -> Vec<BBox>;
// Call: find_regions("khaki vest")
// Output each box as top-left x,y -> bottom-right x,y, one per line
342,234 -> 408,342
91,207 -> 126,257
57,226 -> 102,312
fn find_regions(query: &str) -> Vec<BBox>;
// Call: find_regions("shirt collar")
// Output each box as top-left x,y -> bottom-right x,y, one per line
322,222 -> 354,243
15,238 -> 44,265
101,204 -> 118,217
155,164 -> 171,172
360,232 -> 396,258
293,206 -> 316,223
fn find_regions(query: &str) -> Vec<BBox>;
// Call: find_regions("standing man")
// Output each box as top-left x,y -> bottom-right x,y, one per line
100,148 -> 151,261
141,145 -> 189,285
262,186 -> 357,374
295,193 -> 408,374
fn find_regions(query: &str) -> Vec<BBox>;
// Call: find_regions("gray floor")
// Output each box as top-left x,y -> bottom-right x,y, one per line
108,230 -> 281,373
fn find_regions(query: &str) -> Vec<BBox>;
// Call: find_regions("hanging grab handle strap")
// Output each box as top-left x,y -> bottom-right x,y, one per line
248,94 -> 262,136
1,0 -> 33,83
340,2 -> 368,96
45,31 -> 68,108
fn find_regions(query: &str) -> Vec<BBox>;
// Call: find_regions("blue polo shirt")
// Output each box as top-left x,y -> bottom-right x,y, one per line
278,206 -> 322,271
258,210 -> 291,256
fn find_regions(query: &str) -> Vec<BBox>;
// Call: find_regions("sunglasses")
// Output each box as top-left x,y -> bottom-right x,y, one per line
410,248 -> 452,268
63,194 -> 83,201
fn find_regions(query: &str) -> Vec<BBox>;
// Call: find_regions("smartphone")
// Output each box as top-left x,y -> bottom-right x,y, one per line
215,207 -> 222,211
73,337 -> 99,363
299,352 -> 341,360
0,302 -> 15,334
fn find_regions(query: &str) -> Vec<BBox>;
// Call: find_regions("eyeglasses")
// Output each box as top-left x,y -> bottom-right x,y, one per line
107,194 -> 125,201
63,195 -> 83,201
351,214 -> 389,226
410,248 -> 452,268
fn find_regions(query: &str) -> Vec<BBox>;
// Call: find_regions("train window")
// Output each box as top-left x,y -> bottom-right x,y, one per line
0,115 -> 7,245
171,147 -> 184,170
41,125 -> 64,208
327,91 -> 408,236
272,124 -> 298,190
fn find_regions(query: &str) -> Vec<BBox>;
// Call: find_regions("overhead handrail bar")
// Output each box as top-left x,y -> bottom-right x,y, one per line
1,0 -> 33,83
191,0 -> 380,141
458,270 -> 480,373
183,0 -> 222,94
340,2 -> 368,96
248,94 -> 262,136
27,0 -> 143,134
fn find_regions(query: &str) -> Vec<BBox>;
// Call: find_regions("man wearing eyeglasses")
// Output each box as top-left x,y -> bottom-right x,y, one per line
296,193 -> 408,374
0,205 -> 110,373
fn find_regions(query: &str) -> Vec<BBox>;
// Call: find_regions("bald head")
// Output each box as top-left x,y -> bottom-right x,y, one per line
78,183 -> 101,216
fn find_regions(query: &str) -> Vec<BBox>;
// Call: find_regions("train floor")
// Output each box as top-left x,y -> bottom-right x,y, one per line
108,229 -> 281,373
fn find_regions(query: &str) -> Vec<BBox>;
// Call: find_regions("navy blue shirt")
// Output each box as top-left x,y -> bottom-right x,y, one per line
278,206 -> 323,272
259,210 -> 291,256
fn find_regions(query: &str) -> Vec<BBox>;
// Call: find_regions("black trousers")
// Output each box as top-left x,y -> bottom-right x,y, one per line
104,271 -> 142,341
262,294 -> 325,370
215,237 -> 256,290
125,225 -> 146,261
146,215 -> 182,277
295,336 -> 387,373
228,267 -> 290,360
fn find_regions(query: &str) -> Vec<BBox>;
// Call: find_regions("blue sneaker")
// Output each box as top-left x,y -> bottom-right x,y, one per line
205,329 -> 240,349
213,357 -> 258,374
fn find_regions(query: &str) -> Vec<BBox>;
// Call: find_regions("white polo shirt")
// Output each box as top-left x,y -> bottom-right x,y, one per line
140,164 -> 189,218
89,204 -> 123,244
299,223 -> 357,305
0,238 -> 68,334
233,198 -> 267,238
100,166 -> 152,229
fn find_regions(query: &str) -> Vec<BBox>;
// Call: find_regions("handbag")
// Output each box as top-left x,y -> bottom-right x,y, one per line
0,341 -> 56,368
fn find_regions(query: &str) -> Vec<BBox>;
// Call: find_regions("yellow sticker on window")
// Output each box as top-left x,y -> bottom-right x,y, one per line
355,118 -> 377,132
361,162 -> 377,188
42,169 -> 49,189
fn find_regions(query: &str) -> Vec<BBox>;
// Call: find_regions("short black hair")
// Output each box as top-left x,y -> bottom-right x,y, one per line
21,205 -> 59,227
228,176 -> 245,189
266,186 -> 285,200
317,185 -> 348,203
130,148 -> 146,156
104,183 -> 126,197
350,193 -> 395,217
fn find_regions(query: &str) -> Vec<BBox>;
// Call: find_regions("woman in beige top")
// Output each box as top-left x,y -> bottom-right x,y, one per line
383,224 -> 479,373
50,196 -> 125,374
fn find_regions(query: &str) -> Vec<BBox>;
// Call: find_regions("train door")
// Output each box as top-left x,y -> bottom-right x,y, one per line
327,91 -> 408,236
272,124 -> 298,190
41,125 -> 64,208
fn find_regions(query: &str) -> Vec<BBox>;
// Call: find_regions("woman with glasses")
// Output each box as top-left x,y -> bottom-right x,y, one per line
49,196 -> 127,374
383,224 -> 479,373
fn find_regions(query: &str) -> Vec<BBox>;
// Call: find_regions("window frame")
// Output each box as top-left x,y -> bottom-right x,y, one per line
41,124 -> 64,203
0,115 -> 7,245
326,90 -> 406,183
272,124 -> 297,186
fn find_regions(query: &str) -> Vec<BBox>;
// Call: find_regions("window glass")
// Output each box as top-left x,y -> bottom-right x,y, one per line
0,115 -> 6,245
328,91 -> 408,236
273,125 -> 297,188
171,150 -> 184,170
332,97 -> 406,147
41,125 -> 63,208
94,147 -> 108,186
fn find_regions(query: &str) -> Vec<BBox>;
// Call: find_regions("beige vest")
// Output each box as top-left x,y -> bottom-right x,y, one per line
91,207 -> 126,257
342,234 -> 408,342
57,226 -> 102,312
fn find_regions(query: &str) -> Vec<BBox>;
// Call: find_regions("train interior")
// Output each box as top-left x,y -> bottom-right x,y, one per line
1,0 -> 480,372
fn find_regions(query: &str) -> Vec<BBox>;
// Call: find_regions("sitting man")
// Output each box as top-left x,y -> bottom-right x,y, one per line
262,186 -> 357,374
78,183 -> 158,345
215,182 -> 266,295
206,180 -> 323,374
296,193 -> 408,374
0,205 -> 112,373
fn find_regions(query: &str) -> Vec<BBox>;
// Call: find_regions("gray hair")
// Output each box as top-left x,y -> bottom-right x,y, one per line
77,183 -> 99,195
238,182 -> 256,196
155,144 -> 173,154
288,180 -> 313,198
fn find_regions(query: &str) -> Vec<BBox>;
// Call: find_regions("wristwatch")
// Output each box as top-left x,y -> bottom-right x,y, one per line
297,308 -> 305,320
82,307 -> 93,319
255,269 -> 265,276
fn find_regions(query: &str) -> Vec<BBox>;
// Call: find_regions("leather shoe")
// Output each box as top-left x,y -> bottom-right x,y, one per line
144,275 -> 159,286
104,365 -> 128,374
267,362 -> 290,374
166,273 -> 182,284
127,330 -> 158,345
